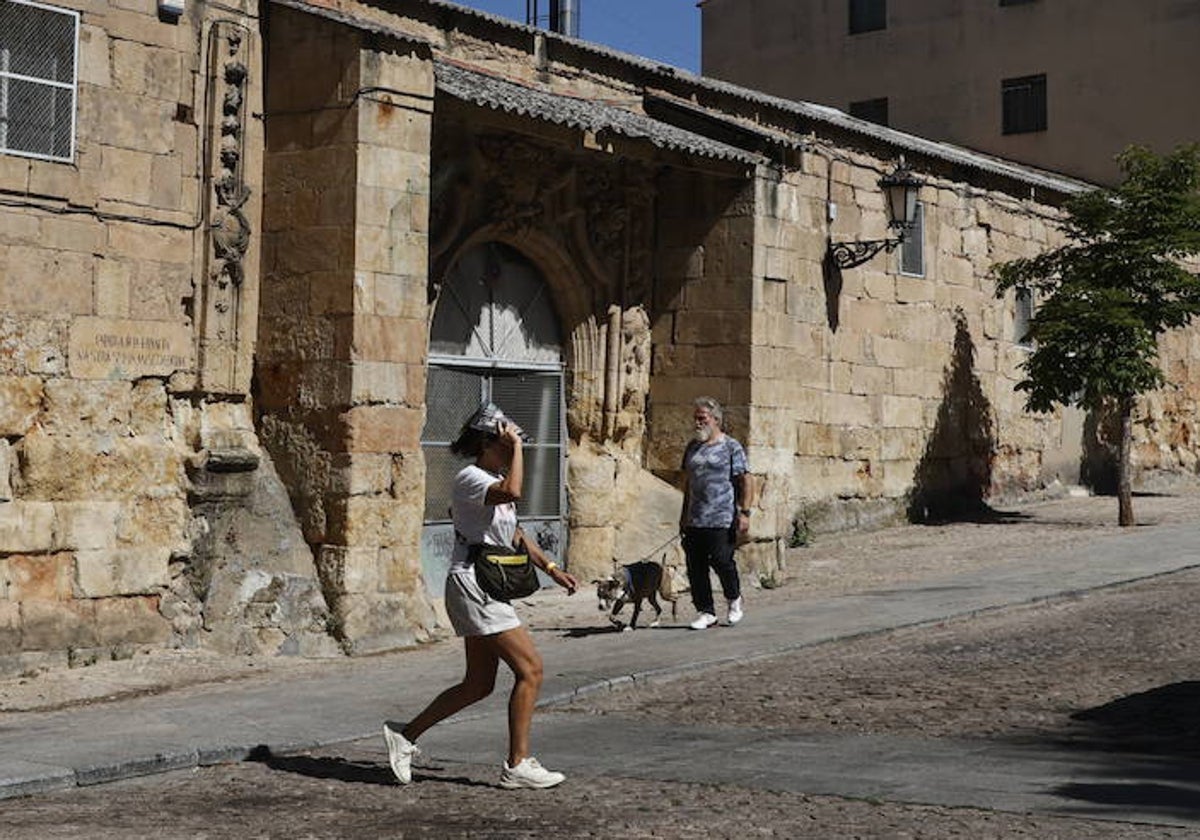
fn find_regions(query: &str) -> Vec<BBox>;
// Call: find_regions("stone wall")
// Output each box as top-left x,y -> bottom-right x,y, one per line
0,0 -> 334,673
257,8 -> 438,654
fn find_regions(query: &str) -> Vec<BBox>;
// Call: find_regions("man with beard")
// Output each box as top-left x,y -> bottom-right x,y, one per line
679,396 -> 754,630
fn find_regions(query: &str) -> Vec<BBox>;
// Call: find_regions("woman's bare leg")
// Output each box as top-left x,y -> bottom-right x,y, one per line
491,625 -> 544,766
402,635 -> 499,742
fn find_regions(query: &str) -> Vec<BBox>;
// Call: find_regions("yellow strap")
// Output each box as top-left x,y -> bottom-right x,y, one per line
483,553 -> 529,566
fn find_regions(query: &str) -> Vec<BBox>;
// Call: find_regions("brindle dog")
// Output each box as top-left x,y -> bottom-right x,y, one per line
594,559 -> 679,631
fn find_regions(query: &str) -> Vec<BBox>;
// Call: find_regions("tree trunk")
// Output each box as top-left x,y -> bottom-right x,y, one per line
1117,396 -> 1135,527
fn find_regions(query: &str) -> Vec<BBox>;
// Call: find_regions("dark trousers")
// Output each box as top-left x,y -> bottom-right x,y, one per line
683,526 -> 741,614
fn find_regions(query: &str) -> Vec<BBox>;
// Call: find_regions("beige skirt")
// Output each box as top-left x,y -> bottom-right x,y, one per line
444,568 -> 521,637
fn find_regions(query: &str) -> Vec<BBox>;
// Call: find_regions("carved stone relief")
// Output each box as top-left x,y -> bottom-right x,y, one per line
199,22 -> 254,394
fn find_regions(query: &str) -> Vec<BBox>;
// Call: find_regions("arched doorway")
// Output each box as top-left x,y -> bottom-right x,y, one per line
420,242 -> 566,591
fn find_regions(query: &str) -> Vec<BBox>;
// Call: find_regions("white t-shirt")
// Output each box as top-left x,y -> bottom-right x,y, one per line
449,464 -> 518,574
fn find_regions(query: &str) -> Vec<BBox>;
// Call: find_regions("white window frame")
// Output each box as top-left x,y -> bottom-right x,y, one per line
0,0 -> 80,163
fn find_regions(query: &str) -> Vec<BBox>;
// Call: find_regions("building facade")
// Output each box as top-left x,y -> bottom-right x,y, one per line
2,0 -> 1198,672
700,0 -> 1200,186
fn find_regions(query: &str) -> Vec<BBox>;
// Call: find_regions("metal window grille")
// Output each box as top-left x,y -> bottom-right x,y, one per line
899,202 -> 925,277
422,367 -> 563,522
1014,286 -> 1034,348
422,242 -> 565,525
849,0 -> 886,34
0,0 -> 78,162
1002,73 -> 1047,135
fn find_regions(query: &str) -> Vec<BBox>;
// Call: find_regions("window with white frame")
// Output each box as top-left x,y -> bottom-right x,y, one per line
899,201 -> 925,277
0,0 -> 79,162
1014,285 -> 1035,348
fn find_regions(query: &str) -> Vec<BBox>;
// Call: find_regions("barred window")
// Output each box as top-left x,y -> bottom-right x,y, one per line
1002,73 -> 1047,135
1014,286 -> 1035,348
0,0 -> 79,162
899,202 -> 925,277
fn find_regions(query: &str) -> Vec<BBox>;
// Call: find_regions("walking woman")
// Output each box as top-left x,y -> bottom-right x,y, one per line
383,403 -> 578,789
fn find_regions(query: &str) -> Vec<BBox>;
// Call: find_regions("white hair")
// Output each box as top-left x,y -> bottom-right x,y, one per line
693,396 -> 723,425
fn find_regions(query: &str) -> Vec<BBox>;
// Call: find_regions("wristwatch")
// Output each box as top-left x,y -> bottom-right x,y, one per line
739,508 -> 751,516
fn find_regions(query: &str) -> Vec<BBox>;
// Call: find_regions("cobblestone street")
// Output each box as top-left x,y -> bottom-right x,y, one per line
2,494 -> 1199,838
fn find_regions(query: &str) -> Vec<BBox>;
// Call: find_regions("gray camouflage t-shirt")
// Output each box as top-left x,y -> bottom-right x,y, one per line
682,436 -> 748,528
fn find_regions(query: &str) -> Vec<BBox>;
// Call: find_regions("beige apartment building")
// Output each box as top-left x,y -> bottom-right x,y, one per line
701,0 -> 1200,186
2,0 -> 1199,672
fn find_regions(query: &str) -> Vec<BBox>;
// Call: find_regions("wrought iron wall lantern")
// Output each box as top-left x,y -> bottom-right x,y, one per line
828,159 -> 924,270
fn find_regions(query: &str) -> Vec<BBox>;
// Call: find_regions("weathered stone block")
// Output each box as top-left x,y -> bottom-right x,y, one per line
74,547 -> 171,597
0,601 -> 19,654
19,599 -> 97,651
342,405 -> 423,453
317,545 -> 379,595
55,502 -> 122,550
6,553 -> 74,600
350,361 -> 408,404
43,379 -> 131,432
329,453 -> 393,496
0,376 -> 43,435
116,496 -> 189,551
0,502 -> 55,553
94,596 -> 171,646
564,525 -> 615,584
21,433 -> 185,499
566,448 -> 617,528
326,496 -> 420,547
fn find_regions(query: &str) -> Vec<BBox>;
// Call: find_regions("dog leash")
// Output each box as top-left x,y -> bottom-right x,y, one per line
630,533 -> 682,565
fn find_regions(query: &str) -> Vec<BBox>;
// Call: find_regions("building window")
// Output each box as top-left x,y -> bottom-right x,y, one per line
1002,73 -> 1047,135
1014,286 -> 1034,347
899,202 -> 924,277
849,97 -> 889,126
849,0 -> 886,34
0,0 -> 78,162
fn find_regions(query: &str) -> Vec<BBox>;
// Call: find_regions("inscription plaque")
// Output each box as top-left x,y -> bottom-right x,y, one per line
69,317 -> 195,380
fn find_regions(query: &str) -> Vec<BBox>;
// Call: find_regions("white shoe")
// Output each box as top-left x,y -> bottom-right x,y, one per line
500,756 -> 566,789
689,612 -> 718,630
383,722 -> 420,784
727,596 -> 744,625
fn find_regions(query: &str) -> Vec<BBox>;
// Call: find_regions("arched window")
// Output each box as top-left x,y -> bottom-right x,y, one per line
421,243 -> 566,574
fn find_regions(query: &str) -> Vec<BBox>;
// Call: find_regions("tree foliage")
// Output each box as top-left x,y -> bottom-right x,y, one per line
994,145 -> 1200,413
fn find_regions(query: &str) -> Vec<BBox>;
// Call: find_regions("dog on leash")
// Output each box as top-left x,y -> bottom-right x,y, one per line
595,558 -> 680,631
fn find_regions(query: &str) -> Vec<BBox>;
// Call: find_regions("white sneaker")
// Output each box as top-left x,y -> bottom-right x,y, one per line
383,722 -> 420,784
727,596 -> 744,625
500,756 -> 566,789
689,612 -> 718,630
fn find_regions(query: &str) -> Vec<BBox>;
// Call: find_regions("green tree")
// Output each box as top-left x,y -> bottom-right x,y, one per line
994,145 -> 1200,526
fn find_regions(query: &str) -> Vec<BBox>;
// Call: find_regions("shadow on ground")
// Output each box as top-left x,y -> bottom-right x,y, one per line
1050,682 -> 1200,818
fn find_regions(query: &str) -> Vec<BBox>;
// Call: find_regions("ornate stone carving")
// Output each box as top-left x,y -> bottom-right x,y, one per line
199,22 -> 254,393
476,134 -> 557,234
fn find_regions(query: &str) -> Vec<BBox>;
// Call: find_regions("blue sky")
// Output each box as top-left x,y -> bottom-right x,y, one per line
450,1 -> 701,72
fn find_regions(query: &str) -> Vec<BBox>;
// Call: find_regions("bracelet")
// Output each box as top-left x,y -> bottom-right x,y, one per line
544,562 -> 558,572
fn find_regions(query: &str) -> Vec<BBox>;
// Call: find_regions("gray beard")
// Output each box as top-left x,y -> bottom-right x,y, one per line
693,426 -> 714,443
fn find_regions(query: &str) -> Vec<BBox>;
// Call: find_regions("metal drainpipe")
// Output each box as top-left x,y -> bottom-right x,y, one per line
549,0 -> 580,37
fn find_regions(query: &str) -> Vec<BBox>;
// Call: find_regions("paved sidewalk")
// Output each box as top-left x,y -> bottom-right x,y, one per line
2,511 -> 1199,817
